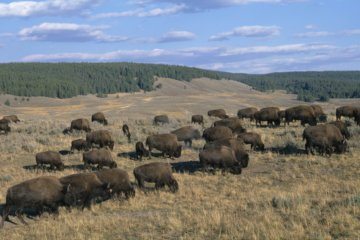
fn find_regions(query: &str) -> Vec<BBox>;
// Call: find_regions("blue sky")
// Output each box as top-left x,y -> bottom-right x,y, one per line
0,0 -> 359,73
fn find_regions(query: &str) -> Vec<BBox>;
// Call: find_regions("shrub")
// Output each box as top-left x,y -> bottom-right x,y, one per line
4,99 -> 10,106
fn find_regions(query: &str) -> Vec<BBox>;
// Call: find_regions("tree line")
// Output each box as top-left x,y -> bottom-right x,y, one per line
0,63 -> 359,101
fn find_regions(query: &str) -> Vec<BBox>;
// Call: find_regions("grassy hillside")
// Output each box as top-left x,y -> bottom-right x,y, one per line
0,63 -> 359,101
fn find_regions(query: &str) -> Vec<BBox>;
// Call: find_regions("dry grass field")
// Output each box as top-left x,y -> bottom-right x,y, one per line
0,78 -> 359,240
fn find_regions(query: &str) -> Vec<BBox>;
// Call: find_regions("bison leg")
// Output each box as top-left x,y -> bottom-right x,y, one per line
15,210 -> 27,225
188,140 -> 192,148
0,204 -> 13,228
168,179 -> 179,193
155,181 -> 165,190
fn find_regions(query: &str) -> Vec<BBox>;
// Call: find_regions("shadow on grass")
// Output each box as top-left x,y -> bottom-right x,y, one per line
267,145 -> 306,155
171,161 -> 202,174
23,164 -> 100,172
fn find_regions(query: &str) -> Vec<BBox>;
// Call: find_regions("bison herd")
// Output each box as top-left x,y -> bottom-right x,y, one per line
0,104 -> 359,228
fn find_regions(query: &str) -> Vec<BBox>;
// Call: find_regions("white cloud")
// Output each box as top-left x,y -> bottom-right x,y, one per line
295,31 -> 335,38
0,0 -> 100,17
305,24 -> 317,30
94,4 -> 186,18
18,22 -> 128,42
210,25 -> 280,41
158,31 -> 195,42
343,29 -> 360,36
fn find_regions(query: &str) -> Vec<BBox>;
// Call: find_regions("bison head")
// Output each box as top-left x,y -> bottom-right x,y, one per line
174,145 -> 182,158
318,114 -> 327,123
335,140 -> 348,154
230,165 -> 242,175
309,117 -> 317,126
109,140 -> 115,150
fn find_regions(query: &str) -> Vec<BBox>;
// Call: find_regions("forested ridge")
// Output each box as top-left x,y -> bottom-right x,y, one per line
0,62 -> 359,101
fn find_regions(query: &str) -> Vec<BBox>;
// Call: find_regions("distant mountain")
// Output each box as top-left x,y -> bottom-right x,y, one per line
0,63 -> 359,101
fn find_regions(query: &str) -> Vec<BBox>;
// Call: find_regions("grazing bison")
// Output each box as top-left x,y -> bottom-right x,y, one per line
254,107 -> 281,127
336,106 -> 358,120
191,115 -> 204,126
122,124 -> 131,143
237,132 -> 265,151
203,138 -> 249,168
135,141 -> 150,161
1,176 -> 69,227
303,124 -> 347,156
91,112 -> 108,125
285,105 -> 317,126
310,105 -> 327,123
202,126 -> 233,143
60,173 -> 112,210
86,130 -> 114,150
83,148 -> 117,169
2,115 -> 20,123
199,146 -> 242,174
0,122 -> 10,134
171,126 -> 201,147
133,162 -> 178,193
64,118 -> 91,133
95,169 -> 135,199
237,107 -> 258,121
146,134 -> 182,159
36,151 -> 64,171
328,121 -> 351,139
208,109 -> 229,119
71,139 -> 90,153
153,115 -> 169,125
213,117 -> 246,133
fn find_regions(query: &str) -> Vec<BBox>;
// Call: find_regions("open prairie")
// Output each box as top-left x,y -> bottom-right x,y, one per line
0,78 -> 359,240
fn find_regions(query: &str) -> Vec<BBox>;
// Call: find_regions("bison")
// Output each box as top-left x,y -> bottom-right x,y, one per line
2,115 -> 20,123
64,118 -> 91,134
86,130 -> 114,150
254,107 -> 281,127
122,124 -> 131,143
202,126 -> 233,143
135,141 -> 150,161
146,134 -> 182,159
36,151 -> 64,171
336,106 -> 359,120
91,112 -> 108,125
1,176 -> 69,227
310,105 -> 327,123
199,146 -> 242,174
60,172 -> 112,210
203,138 -> 249,168
153,115 -> 169,125
208,109 -> 229,119
285,105 -> 317,126
213,117 -> 246,133
303,124 -> 347,156
133,162 -> 178,193
237,107 -> 258,121
237,132 -> 265,151
191,114 -> 204,126
95,169 -> 135,199
71,139 -> 90,153
0,122 -> 10,134
171,126 -> 201,147
83,148 -> 117,169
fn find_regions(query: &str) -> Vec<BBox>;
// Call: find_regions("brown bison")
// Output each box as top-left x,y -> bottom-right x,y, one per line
153,115 -> 169,125
145,134 -> 182,159
355,108 -> 360,125
310,105 -> 327,123
213,117 -> 246,133
83,148 -> 117,169
91,112 -> 108,125
336,106 -> 359,120
95,169 -> 135,199
2,115 -> 20,123
285,105 -> 317,126
71,139 -> 90,152
328,121 -> 351,139
171,126 -> 201,147
135,141 -> 150,160
122,124 -> 131,143
1,176 -> 69,227
86,130 -> 114,150
237,107 -> 258,121
203,138 -> 249,168
60,172 -> 112,210
0,122 -> 10,134
36,151 -> 64,170
208,109 -> 229,119
303,124 -> 347,156
64,118 -> 91,134
202,126 -> 233,142
199,146 -> 242,174
133,162 -> 178,193
254,107 -> 281,127
237,132 -> 265,151
191,114 -> 204,126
